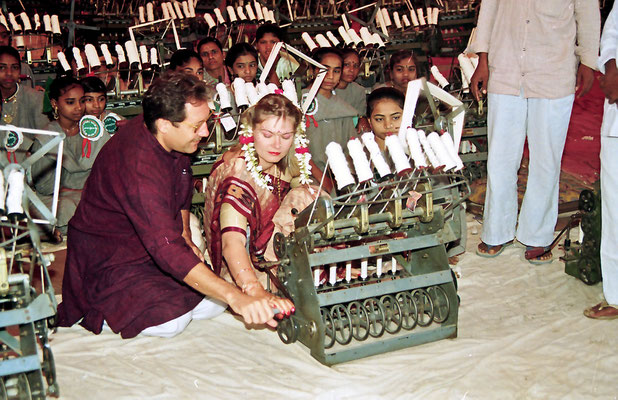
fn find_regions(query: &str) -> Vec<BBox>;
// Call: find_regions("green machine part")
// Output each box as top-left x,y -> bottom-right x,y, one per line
270,175 -> 463,366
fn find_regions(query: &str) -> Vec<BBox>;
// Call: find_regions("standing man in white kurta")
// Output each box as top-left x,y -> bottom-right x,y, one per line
470,0 -> 600,263
585,3 -> 618,319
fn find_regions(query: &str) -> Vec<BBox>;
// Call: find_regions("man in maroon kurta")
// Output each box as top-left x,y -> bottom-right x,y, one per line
57,73 -> 280,338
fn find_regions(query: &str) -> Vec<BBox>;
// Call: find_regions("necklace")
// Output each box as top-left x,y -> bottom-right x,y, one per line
2,83 -> 19,124
275,166 -> 281,202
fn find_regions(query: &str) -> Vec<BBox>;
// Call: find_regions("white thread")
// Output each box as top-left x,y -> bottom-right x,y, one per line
20,12 -> 31,31
204,13 -> 216,28
51,15 -> 61,34
315,34 -> 331,48
266,83 -> 278,94
125,40 -> 140,66
0,170 -> 4,212
115,44 -> 127,65
43,14 -> 51,32
402,15 -> 411,27
406,127 -> 427,168
254,1 -> 264,20
416,8 -> 425,25
261,7 -> 270,22
381,8 -> 392,26
326,31 -> 340,47
139,45 -> 149,66
139,6 -> 146,23
325,142 -> 355,190
393,11 -> 402,29
100,44 -> 114,66
72,47 -> 85,70
14,36 -> 24,48
430,65 -> 449,88
457,53 -> 475,87
236,6 -> 247,20
440,132 -> 464,171
150,47 -> 159,66
281,79 -> 298,106
182,2 -> 191,19
417,130 -> 440,168
84,44 -> 101,67
428,131 -> 456,170
432,8 -> 440,25
371,33 -> 386,48
245,4 -> 256,20
359,27 -> 373,46
256,82 -> 269,99
213,8 -> 225,24
173,1 -> 184,19
57,52 -> 71,71
245,82 -> 259,106
347,29 -> 362,46
268,10 -> 275,23
216,83 -> 232,110
345,261 -> 352,282
347,138 -> 373,182
360,258 -> 368,280
34,13 -> 41,31
166,2 -> 177,20
232,77 -> 249,108
385,134 -> 412,174
9,13 -> 21,32
410,9 -> 419,26
337,26 -> 353,46
301,32 -> 318,51
147,3 -> 155,21
361,132 -> 391,178
162,3 -> 170,19
1,15 -> 9,31
226,6 -> 237,22
6,169 -> 25,217
188,1 -> 196,17
376,257 -> 383,277
329,264 -> 337,285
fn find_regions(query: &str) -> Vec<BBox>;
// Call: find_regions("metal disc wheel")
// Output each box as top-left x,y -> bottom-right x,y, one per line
2,373 -> 32,400
330,304 -> 353,345
277,317 -> 298,344
347,301 -> 370,341
412,289 -> 435,327
320,307 -> 336,349
396,291 -> 418,330
578,256 -> 602,285
427,285 -> 450,323
380,295 -> 403,334
273,232 -> 287,259
363,297 -> 386,338
578,190 -> 596,213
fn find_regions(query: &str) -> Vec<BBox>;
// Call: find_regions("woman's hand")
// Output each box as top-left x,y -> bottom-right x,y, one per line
227,290 -> 278,327
244,283 -> 295,318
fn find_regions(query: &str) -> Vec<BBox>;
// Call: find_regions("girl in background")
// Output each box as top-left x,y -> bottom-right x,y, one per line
225,43 -> 259,83
169,49 -> 204,79
374,50 -> 419,94
335,48 -> 367,115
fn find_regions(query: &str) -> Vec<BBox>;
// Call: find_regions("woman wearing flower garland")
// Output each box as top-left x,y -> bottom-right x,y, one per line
203,94 -> 314,315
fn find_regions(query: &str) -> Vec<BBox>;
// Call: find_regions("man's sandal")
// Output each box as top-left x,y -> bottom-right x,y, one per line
525,246 -> 553,265
476,240 -> 513,258
584,301 -> 618,320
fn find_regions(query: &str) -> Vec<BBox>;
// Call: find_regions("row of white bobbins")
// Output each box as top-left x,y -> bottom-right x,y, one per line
203,2 -> 277,29
57,42 -> 160,73
216,78 -> 299,111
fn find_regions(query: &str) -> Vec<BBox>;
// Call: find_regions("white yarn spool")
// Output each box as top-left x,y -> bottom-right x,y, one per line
393,12 -> 402,29
51,15 -> 61,34
359,27 -> 373,46
57,51 -> 71,72
162,3 -> 170,19
139,45 -> 149,66
432,8 -> 440,25
138,6 -> 146,23
406,128 -> 428,168
381,8 -> 392,27
216,83 -> 232,110
14,36 -> 24,48
329,264 -> 337,285
146,3 -> 155,21
315,34 -> 331,48
268,10 -> 275,23
166,2 -> 177,19
6,169 -> 25,217
371,33 -> 386,48
125,40 -> 140,66
385,134 -> 412,175
417,130 -> 440,168
20,12 -> 31,31
361,132 -> 391,178
0,15 -> 8,31
115,44 -> 127,65
430,65 -> 449,88
301,32 -> 318,51
233,77 -> 249,108
245,4 -> 256,20
226,6 -> 237,23
428,131 -> 456,170
375,8 -> 386,29
188,1 -> 196,17
245,82 -> 259,106
440,132 -> 464,171
325,142 -> 356,190
173,1 -> 184,19
34,14 -> 41,31
9,13 -> 21,32
337,26 -> 353,46
213,8 -> 225,24
182,2 -> 191,19
43,14 -> 51,32
402,15 -> 411,27
256,82 -> 269,98
150,47 -> 159,66
281,79 -> 298,106
426,7 -> 432,24
347,29 -> 362,46
254,1 -> 264,20
236,6 -> 247,20
0,170 -> 4,212
100,44 -> 114,66
84,44 -> 101,68
262,7 -> 270,22
204,13 -> 216,28
410,9 -> 419,26
457,54 -> 475,86
326,31 -> 340,47
266,83 -> 278,94
416,8 -> 426,25
347,138 -> 373,182
72,47 -> 85,70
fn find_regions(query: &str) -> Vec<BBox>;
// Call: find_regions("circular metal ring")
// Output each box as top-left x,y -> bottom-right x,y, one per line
347,301 -> 370,341
277,317 -> 299,344
363,297 -> 386,338
380,294 -> 403,334
578,256 -> 602,285
578,190 -> 596,213
412,288 -> 435,327
330,304 -> 353,345
273,232 -> 287,259
396,291 -> 418,330
320,307 -> 336,349
427,285 -> 450,323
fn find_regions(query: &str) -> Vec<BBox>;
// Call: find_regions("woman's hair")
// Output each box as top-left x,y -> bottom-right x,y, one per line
225,43 -> 258,69
143,72 -> 211,134
240,94 -> 303,176
389,49 -> 418,71
80,76 -> 107,95
311,47 -> 343,65
48,76 -> 83,101
366,87 -> 405,117
196,37 -> 223,53
255,23 -> 285,42
340,48 -> 360,62
169,49 -> 202,70
0,45 -> 20,62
